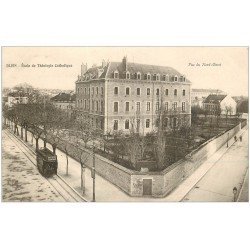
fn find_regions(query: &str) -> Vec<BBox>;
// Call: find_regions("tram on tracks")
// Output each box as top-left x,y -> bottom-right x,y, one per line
36,148 -> 58,177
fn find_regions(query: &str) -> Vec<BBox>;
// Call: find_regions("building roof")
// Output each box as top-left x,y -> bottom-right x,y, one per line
203,94 -> 227,104
8,91 -> 28,97
51,93 -> 76,102
106,61 -> 190,82
76,57 -> 190,83
192,88 -> 224,93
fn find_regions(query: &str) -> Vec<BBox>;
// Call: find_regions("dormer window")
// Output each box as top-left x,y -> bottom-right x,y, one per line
126,71 -> 130,79
137,72 -> 141,80
156,74 -> 160,81
183,76 -> 186,82
174,76 -> 178,82
147,73 -> 151,80
179,76 -> 183,82
114,70 -> 119,79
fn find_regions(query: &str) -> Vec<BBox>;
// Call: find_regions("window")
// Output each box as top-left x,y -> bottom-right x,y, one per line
136,102 -> 140,112
183,76 -> 186,82
156,74 -> 160,81
96,87 -> 98,95
126,87 -> 130,95
164,118 -> 168,128
125,102 -> 129,112
92,100 -> 94,111
77,88 -> 80,94
114,102 -> 118,112
174,89 -> 177,96
182,102 -> 186,111
146,102 -> 150,111
126,72 -> 130,79
114,71 -> 119,79
147,88 -> 150,95
173,102 -> 177,111
114,87 -> 118,95
183,89 -> 186,96
147,73 -> 151,80
84,100 -> 87,110
165,102 -> 168,111
164,75 -> 169,81
137,72 -> 141,80
114,120 -> 118,130
125,120 -> 129,129
156,102 -> 159,111
174,76 -> 178,82
81,99 -> 83,107
163,75 -> 166,81
101,87 -> 104,95
88,88 -> 90,95
156,88 -> 160,95
101,101 -> 104,112
96,101 -> 98,111
173,117 -> 177,128
146,119 -> 150,128
165,89 -> 168,95
137,88 -> 141,96
180,76 -> 183,82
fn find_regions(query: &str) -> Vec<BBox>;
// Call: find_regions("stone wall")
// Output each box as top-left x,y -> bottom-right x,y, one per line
130,123 -> 241,197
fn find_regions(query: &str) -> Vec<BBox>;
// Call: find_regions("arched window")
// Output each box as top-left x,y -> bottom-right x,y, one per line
183,89 -> 186,96
156,88 -> 160,95
147,73 -> 151,80
137,72 -> 141,80
174,75 -> 178,82
114,70 -> 119,79
165,89 -> 169,96
126,71 -> 130,79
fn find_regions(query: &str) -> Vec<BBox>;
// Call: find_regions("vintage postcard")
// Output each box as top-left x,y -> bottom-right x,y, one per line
1,47 -> 248,202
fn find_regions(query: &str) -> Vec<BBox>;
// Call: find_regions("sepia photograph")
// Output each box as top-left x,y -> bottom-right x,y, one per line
1,46 -> 249,202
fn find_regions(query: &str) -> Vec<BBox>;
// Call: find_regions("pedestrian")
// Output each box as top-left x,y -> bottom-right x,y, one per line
240,135 -> 242,142
234,135 -> 237,142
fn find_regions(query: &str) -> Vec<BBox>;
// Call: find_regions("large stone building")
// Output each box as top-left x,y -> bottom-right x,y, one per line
75,57 -> 191,134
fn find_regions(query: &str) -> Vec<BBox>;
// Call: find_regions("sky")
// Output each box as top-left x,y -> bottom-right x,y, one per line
2,47 -> 248,96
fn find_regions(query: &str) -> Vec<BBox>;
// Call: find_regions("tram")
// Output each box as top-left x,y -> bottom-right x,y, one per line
36,147 -> 58,177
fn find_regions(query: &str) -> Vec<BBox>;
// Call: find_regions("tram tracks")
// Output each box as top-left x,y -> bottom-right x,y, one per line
4,129 -> 88,202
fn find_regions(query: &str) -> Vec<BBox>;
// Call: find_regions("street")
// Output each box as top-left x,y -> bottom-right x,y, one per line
182,128 -> 248,202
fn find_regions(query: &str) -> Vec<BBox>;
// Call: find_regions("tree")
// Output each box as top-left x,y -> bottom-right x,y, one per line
224,105 -> 233,126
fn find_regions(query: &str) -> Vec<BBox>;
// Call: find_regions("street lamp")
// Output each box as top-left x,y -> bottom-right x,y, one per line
233,187 -> 238,202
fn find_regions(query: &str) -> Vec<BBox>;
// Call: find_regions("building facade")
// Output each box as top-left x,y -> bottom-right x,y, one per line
75,57 -> 191,134
50,92 -> 76,117
7,92 -> 28,107
191,88 -> 226,107
203,94 -> 237,115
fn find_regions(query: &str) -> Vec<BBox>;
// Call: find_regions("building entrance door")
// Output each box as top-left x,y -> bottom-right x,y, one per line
143,179 -> 152,196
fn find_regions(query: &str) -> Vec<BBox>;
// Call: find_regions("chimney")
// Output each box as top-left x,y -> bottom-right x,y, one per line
81,63 -> 87,76
122,56 -> 127,71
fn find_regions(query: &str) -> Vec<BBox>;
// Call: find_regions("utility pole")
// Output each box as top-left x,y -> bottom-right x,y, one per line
92,144 -> 96,202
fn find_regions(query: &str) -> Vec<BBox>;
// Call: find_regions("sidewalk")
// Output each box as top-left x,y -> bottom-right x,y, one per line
181,128 -> 248,202
164,126 -> 248,202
